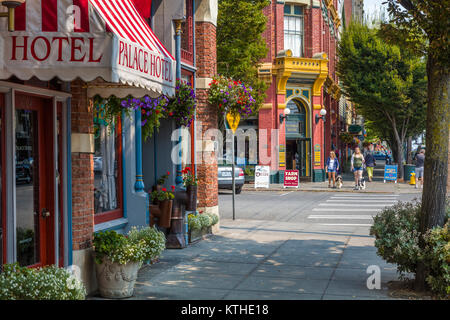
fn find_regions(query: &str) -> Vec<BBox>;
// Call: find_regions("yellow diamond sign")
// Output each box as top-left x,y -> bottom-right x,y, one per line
226,113 -> 240,134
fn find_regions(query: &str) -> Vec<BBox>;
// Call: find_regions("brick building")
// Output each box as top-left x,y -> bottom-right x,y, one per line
0,0 -> 219,294
257,0 -> 351,183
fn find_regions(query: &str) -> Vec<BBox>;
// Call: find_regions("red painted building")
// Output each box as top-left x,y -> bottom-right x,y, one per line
257,0 -> 352,182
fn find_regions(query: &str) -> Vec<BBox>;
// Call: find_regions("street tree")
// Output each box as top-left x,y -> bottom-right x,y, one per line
216,0 -> 270,114
383,0 -> 450,291
337,23 -> 427,179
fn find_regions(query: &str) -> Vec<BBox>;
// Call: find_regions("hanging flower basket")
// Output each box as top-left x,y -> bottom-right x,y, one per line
93,80 -> 197,141
208,75 -> 257,119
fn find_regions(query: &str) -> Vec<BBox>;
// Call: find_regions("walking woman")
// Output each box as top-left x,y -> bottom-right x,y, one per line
351,147 -> 365,190
326,151 -> 340,188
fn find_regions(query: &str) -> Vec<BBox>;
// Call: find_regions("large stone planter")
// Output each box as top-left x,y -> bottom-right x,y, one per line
188,226 -> 212,244
95,257 -> 142,299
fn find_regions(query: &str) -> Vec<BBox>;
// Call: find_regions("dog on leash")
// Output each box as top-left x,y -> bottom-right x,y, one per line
336,175 -> 343,189
359,177 -> 366,190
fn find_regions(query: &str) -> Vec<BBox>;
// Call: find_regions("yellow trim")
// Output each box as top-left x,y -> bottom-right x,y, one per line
260,103 -> 273,109
287,98 -> 311,177
272,55 -> 329,96
313,104 -> 322,110
278,104 -> 287,109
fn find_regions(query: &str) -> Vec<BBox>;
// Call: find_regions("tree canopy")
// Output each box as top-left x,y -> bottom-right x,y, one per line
337,22 -> 427,178
216,0 -> 270,113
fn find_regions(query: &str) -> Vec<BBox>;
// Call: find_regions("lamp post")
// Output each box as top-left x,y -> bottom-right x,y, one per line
279,107 -> 291,124
173,18 -> 185,187
0,0 -> 25,32
315,108 -> 327,181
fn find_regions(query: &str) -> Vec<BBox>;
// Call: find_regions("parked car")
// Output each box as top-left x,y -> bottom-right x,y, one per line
15,158 -> 33,184
218,160 -> 245,194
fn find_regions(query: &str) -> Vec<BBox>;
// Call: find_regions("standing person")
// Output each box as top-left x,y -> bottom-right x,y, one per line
351,147 -> 365,190
414,149 -> 425,189
325,151 -> 340,188
365,151 -> 376,182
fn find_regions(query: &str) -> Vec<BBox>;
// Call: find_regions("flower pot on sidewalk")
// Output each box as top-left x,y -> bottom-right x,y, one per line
159,199 -> 173,228
186,185 -> 198,211
95,257 -> 142,299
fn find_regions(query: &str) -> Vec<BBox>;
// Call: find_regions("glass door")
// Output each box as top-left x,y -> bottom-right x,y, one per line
15,94 -> 55,267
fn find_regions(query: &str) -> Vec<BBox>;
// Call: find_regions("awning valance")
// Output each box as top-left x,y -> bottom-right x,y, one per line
0,0 -> 175,97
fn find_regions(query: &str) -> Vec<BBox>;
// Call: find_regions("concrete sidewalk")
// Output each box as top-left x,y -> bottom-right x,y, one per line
243,166 -> 422,194
126,219 -> 410,300
243,180 -> 421,194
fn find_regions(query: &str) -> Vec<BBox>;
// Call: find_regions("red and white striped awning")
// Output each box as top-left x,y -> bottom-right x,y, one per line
0,0 -> 175,97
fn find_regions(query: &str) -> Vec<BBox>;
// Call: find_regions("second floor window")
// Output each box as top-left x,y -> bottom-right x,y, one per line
284,4 -> 304,57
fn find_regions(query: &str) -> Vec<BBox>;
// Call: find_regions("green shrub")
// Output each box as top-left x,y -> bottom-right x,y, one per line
127,226 -> 166,262
371,200 -> 450,296
188,214 -> 202,231
208,213 -> 219,226
0,263 -> 86,300
198,214 -> 213,229
423,223 -> 450,297
370,201 -> 421,275
93,230 -> 146,265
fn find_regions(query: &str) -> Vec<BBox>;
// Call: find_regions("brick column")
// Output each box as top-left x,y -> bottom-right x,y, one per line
195,17 -> 219,216
70,79 -> 96,293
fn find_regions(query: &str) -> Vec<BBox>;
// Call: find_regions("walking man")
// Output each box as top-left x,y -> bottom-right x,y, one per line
414,149 -> 425,189
364,151 -> 376,182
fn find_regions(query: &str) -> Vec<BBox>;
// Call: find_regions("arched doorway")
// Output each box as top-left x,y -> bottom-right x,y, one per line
285,99 -> 311,179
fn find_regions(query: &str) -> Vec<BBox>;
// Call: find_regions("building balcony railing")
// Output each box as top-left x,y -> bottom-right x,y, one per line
181,49 -> 194,65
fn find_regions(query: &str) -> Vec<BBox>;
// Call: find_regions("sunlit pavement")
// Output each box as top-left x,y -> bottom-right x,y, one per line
121,190 -> 418,300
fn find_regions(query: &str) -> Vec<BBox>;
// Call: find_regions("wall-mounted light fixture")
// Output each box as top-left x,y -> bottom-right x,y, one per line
279,107 -> 291,124
315,108 -> 327,124
0,0 -> 25,32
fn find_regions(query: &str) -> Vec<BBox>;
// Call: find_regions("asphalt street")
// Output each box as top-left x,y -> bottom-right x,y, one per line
218,190 -> 419,225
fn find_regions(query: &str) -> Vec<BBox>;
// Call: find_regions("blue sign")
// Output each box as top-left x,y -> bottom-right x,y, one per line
384,164 -> 398,182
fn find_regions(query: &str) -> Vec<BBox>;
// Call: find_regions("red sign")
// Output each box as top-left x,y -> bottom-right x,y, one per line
284,170 -> 299,188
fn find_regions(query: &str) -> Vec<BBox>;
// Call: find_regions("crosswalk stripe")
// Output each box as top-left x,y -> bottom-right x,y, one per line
313,208 -> 380,212
326,200 -> 397,203
328,198 -> 399,201
308,215 -> 374,219
331,194 -> 399,197
319,203 -> 391,208
320,224 -> 373,226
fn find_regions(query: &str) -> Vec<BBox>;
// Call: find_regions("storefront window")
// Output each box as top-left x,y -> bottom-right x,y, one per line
93,106 -> 123,224
284,4 -> 304,57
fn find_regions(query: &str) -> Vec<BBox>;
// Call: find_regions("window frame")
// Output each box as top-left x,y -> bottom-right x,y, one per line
284,4 -> 305,57
0,95 -> 5,266
93,116 -> 124,225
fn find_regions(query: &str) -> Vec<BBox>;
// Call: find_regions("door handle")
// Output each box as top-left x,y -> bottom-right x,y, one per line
41,208 -> 51,218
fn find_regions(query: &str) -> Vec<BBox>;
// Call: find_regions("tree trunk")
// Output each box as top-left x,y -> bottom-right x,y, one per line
415,55 -> 450,291
407,136 -> 412,164
396,138 -> 404,180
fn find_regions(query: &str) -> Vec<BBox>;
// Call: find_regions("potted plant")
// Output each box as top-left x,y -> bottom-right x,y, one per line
0,263 -> 86,300
167,80 -> 197,128
127,226 -> 166,266
93,230 -> 147,299
150,187 -> 175,228
152,171 -> 171,195
182,167 -> 198,211
244,166 -> 255,183
188,212 -> 219,243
